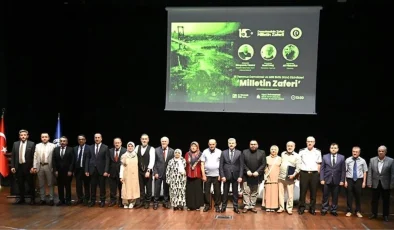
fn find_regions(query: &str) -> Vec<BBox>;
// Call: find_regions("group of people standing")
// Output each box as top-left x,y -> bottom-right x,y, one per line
9,130 -> 393,222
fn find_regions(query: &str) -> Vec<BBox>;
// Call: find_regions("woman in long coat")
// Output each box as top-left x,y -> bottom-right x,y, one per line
120,142 -> 140,208
185,141 -> 204,211
166,149 -> 187,210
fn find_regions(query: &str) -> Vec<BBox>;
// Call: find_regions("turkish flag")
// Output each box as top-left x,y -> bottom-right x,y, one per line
0,113 -> 9,177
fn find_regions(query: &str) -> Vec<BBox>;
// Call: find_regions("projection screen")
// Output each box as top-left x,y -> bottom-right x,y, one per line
165,7 -> 321,114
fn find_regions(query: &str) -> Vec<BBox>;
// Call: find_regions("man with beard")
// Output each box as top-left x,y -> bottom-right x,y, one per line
135,134 -> 156,209
242,140 -> 266,213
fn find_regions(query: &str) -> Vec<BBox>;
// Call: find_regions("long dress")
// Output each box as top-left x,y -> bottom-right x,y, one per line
166,158 -> 187,208
120,152 -> 140,204
264,155 -> 282,209
185,152 -> 204,210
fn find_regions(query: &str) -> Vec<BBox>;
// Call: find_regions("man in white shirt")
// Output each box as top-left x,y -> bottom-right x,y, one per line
298,136 -> 322,215
201,139 -> 222,212
33,133 -> 56,206
135,134 -> 156,209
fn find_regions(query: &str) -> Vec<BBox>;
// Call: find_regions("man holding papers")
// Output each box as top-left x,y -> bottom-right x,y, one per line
277,141 -> 300,215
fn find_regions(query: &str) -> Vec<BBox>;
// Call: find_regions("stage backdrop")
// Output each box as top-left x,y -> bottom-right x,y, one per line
165,7 -> 321,114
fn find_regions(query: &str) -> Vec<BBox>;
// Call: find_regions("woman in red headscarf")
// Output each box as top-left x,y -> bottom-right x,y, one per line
185,141 -> 204,211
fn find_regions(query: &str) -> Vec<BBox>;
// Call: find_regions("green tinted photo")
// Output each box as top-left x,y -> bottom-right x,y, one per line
282,44 -> 299,61
261,44 -> 277,61
169,22 -> 240,103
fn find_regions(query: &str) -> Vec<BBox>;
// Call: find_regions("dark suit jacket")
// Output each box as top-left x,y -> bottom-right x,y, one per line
153,146 -> 174,179
243,149 -> 266,182
219,148 -> 243,180
320,153 -> 346,185
108,146 -> 126,178
52,146 -> 74,173
367,156 -> 394,190
86,143 -> 110,175
11,140 -> 35,171
73,145 -> 90,173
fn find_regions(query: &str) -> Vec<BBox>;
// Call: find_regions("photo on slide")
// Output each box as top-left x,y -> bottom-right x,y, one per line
169,22 -> 240,103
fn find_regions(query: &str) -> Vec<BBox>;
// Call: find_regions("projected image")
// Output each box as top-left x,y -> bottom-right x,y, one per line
238,44 -> 254,61
282,44 -> 299,61
261,44 -> 277,61
169,22 -> 240,103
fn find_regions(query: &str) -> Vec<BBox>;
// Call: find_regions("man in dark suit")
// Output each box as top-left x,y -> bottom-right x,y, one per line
242,140 -> 266,213
108,137 -> 126,207
153,136 -> 174,210
219,138 -> 243,214
10,129 -> 36,205
86,133 -> 110,207
367,145 -> 394,222
53,136 -> 74,206
74,134 -> 90,205
320,143 -> 345,216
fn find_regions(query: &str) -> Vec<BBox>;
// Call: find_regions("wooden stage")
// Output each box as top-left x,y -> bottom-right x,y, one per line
0,183 -> 393,230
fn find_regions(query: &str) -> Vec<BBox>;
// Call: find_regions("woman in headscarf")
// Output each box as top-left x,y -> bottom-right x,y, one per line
185,141 -> 204,211
264,145 -> 282,212
119,142 -> 140,209
166,149 -> 187,210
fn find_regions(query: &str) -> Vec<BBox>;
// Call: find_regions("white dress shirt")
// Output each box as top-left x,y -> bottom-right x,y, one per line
136,145 -> 155,170
19,141 -> 26,163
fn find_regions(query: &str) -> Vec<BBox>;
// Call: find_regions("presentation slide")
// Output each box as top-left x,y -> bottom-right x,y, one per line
165,7 -> 321,114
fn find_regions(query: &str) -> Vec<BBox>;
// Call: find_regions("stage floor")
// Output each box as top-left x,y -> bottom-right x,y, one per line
0,183 -> 393,229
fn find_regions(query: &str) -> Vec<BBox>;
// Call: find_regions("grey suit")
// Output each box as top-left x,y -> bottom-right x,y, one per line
219,148 -> 243,208
153,146 -> 174,204
367,156 -> 394,216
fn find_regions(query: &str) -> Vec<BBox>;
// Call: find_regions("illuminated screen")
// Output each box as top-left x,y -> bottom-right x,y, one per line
165,7 -> 321,114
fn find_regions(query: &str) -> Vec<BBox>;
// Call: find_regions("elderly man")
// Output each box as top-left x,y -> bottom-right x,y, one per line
201,139 -> 222,212
367,146 -> 394,222
277,141 -> 300,215
298,136 -> 322,215
242,140 -> 266,213
153,136 -> 174,209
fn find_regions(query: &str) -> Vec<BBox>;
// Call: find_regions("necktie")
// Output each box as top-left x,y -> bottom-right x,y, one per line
353,158 -> 357,181
77,147 -> 83,167
95,144 -> 99,155
19,142 -> 24,163
332,155 -> 335,166
61,147 -> 65,158
41,144 -> 47,163
163,149 -> 166,161
230,150 -> 233,160
115,149 -> 119,162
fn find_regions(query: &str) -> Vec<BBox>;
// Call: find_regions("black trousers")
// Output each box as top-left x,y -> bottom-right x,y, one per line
16,163 -> 35,200
298,171 -> 319,211
222,178 -> 239,208
371,181 -> 390,216
139,172 -> 152,203
346,178 -> 362,213
57,171 -> 72,202
75,168 -> 90,201
154,177 -> 169,203
321,183 -> 340,212
90,167 -> 106,202
204,176 -> 221,207
109,175 -> 122,202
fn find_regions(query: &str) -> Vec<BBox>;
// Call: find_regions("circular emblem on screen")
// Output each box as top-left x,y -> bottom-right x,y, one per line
238,44 -> 254,61
282,44 -> 299,61
260,44 -> 277,61
290,27 -> 302,39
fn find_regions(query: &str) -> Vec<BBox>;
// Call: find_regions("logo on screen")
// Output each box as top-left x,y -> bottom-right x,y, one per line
290,27 -> 302,39
239,29 -> 253,38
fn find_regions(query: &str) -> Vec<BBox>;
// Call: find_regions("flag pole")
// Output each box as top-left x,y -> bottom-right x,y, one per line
0,108 -> 4,188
